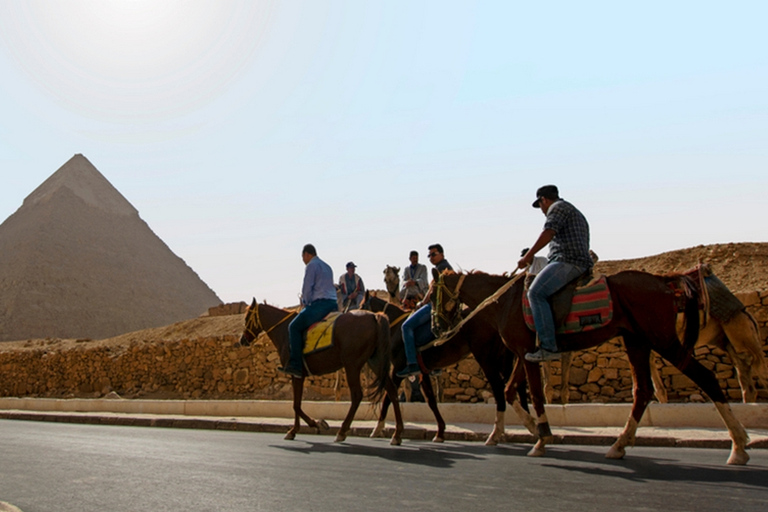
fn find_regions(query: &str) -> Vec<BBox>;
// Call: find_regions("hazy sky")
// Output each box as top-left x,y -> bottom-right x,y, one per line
1,0 -> 766,307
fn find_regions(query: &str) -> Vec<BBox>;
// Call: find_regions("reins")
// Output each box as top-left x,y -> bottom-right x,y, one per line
432,270 -> 526,346
245,304 -> 294,340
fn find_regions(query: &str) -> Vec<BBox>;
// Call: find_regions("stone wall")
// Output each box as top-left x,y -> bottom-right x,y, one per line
1,291 -> 766,403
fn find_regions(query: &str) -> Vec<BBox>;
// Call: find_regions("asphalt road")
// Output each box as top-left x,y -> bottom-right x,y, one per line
1,420 -> 767,512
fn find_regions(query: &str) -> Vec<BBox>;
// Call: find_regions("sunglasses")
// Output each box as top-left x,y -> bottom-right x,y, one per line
428,252 -> 438,258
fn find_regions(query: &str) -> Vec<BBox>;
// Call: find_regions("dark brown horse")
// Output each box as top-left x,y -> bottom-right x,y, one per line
431,270 -> 750,465
361,291 -> 533,444
238,299 -> 404,445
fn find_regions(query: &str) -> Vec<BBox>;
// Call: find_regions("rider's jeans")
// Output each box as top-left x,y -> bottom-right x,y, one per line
287,299 -> 339,370
401,303 -> 432,366
527,261 -> 585,352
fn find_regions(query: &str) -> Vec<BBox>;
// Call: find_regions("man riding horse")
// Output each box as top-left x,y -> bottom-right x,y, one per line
518,185 -> 593,362
279,243 -> 339,378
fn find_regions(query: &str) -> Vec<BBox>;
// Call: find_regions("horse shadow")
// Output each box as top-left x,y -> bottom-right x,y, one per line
538,447 -> 768,489
271,439 -> 527,469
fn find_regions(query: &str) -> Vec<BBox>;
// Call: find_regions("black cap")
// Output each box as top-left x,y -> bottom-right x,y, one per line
346,261 -> 356,268
532,185 -> 559,208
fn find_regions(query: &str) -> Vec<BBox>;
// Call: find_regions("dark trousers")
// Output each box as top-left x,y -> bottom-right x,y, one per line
287,299 -> 339,370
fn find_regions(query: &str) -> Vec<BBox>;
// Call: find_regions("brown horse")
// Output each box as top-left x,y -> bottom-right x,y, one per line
361,291 -> 533,444
237,299 -> 404,445
431,270 -> 750,465
550,274 -> 768,404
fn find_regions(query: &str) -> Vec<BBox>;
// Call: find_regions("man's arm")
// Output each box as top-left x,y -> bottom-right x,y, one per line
518,229 -> 555,269
302,262 -> 317,304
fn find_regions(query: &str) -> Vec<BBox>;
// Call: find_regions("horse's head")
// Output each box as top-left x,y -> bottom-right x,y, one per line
383,265 -> 400,297
430,270 -> 466,336
360,290 -> 374,311
238,298 -> 264,347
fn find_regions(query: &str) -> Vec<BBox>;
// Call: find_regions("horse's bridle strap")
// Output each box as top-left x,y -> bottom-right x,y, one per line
248,304 -> 293,338
433,271 -> 525,346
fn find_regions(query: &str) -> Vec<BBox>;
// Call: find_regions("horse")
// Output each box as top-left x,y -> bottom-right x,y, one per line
361,291 -> 533,444
237,299 -> 404,445
431,270 -> 750,465
551,273 -> 768,404
383,265 -> 401,305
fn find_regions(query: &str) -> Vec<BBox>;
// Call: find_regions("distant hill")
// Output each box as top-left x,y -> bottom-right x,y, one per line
0,154 -> 221,341
594,242 -> 768,293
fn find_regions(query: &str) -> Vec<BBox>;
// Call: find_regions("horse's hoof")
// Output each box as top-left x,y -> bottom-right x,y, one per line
284,431 -> 296,441
605,444 -> 626,460
390,436 -> 402,446
527,444 -> 546,457
317,419 -> 330,432
485,435 -> 499,446
370,421 -> 386,438
334,433 -> 347,443
432,435 -> 445,443
727,449 -> 750,465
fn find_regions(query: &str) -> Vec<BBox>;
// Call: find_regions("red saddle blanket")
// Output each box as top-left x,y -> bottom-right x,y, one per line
523,275 -> 613,335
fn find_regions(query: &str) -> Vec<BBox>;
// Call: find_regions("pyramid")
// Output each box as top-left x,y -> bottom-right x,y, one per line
0,154 -> 222,341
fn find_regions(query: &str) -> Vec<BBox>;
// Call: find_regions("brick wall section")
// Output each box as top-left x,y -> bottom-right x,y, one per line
207,302 -> 248,317
1,291 -> 766,403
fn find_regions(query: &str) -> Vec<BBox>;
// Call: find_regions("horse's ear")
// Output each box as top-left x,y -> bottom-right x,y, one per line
250,298 -> 257,308
395,266 -> 400,273
431,268 -> 440,281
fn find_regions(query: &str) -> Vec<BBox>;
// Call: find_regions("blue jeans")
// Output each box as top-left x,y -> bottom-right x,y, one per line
287,299 -> 339,370
527,262 -> 585,352
401,303 -> 432,366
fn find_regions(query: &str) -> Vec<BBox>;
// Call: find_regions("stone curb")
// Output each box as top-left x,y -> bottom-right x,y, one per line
2,409 -> 767,450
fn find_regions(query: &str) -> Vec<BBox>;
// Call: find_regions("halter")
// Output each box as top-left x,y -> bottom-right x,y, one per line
371,297 -> 411,328
243,303 -> 294,341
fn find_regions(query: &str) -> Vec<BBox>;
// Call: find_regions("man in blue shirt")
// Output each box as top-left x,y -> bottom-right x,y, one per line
518,185 -> 592,362
280,244 -> 339,378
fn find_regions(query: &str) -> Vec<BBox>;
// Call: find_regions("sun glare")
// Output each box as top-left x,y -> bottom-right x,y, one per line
0,0 -> 275,121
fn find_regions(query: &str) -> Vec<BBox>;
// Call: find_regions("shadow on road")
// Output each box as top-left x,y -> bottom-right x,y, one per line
271,438 -> 531,468
538,447 -> 768,489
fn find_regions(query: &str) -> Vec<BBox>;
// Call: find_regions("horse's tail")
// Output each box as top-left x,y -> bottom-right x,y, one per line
679,275 -> 701,366
367,313 -> 393,402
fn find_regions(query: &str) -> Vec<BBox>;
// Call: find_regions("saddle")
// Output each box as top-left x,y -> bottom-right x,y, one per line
663,263 -> 744,323
523,271 -> 613,335
303,312 -> 341,355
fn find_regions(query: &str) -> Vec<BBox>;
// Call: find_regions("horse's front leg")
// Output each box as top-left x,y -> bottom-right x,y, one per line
285,376 -> 305,440
523,360 -> 553,457
506,359 -> 536,435
477,358 -> 509,446
383,374 -> 404,445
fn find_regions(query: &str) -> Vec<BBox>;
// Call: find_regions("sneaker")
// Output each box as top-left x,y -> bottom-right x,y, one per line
395,363 -> 421,378
277,366 -> 303,378
524,348 -> 560,362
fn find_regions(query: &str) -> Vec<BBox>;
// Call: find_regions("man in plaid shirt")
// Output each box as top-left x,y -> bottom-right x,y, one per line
518,185 -> 592,362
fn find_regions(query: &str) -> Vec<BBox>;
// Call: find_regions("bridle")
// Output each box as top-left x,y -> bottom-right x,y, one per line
432,273 -> 466,331
363,295 -> 411,328
243,303 -> 294,342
